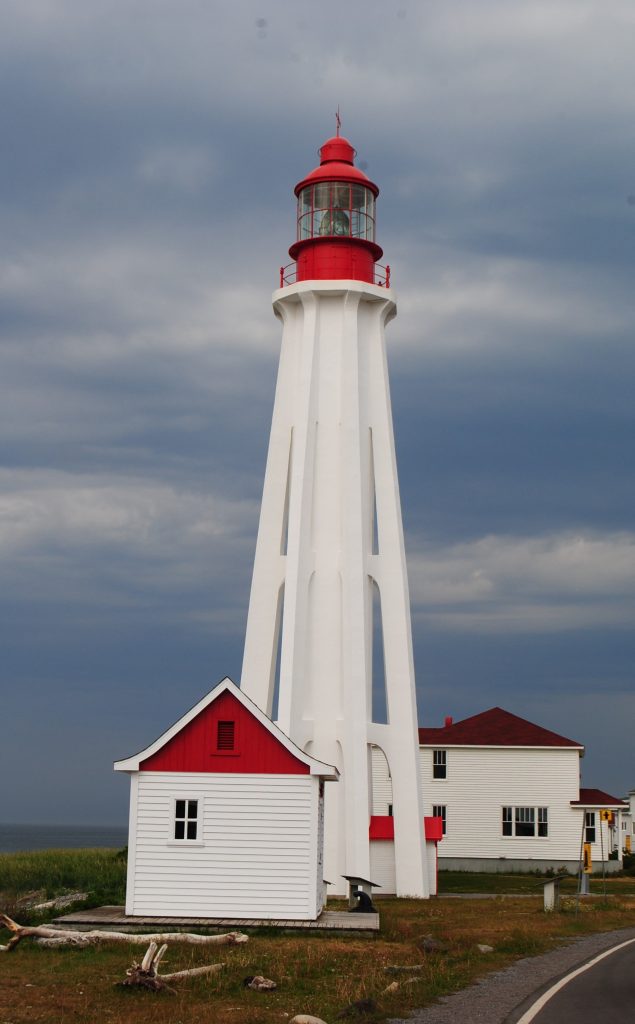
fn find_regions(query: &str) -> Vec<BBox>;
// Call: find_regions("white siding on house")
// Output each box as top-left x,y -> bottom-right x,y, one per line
420,746 -> 582,862
370,840 -> 395,892
370,840 -> 438,896
128,772 -> 319,920
579,810 -> 623,866
370,743 -> 593,867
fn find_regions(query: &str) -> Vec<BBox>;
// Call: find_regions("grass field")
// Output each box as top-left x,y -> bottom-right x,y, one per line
2,849 -> 635,1024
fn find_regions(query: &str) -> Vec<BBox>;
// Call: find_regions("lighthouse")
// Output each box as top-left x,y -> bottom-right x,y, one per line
241,128 -> 429,898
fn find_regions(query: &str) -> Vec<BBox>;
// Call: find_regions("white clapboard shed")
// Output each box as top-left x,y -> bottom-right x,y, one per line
114,677 -> 338,921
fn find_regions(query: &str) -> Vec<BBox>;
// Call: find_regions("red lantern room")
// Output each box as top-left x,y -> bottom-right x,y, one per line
284,132 -> 388,287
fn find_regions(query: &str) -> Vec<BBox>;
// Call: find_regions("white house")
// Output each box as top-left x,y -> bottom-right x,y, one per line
372,707 -> 627,875
114,677 -> 338,921
621,789 -> 635,855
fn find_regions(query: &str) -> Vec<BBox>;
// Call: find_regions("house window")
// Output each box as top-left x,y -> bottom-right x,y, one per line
515,806 -> 535,837
433,804 -> 447,835
585,812 -> 596,844
433,750 -> 447,779
387,803 -> 393,817
216,720 -> 235,751
502,806 -> 513,836
502,806 -> 548,838
538,807 -> 548,837
174,799 -> 198,840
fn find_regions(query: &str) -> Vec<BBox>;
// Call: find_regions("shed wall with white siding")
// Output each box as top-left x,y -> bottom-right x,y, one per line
126,771 -> 320,919
116,678 -> 338,921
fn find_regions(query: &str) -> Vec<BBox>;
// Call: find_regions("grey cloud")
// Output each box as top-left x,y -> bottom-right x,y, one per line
1,0 -> 634,820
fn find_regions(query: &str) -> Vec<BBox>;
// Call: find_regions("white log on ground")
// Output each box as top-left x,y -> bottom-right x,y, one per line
289,1016 -> 329,1024
0,914 -> 248,952
118,940 -> 225,991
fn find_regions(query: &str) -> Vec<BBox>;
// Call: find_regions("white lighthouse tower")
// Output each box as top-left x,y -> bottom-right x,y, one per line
241,128 -> 429,897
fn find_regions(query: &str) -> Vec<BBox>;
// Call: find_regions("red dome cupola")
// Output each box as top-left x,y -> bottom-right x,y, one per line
287,133 -> 384,285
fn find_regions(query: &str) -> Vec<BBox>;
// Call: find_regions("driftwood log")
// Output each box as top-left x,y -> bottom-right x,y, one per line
117,940 -> 224,992
0,914 -> 248,952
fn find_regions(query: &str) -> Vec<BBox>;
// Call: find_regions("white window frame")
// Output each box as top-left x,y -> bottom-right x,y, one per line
432,749 -> 447,780
585,811 -> 596,844
502,805 -> 549,839
432,804 -> 447,835
170,797 -> 203,844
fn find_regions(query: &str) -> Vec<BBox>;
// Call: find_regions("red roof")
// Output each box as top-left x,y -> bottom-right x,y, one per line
571,788 -> 628,808
419,707 -> 583,749
114,677 -> 338,779
294,134 -> 379,197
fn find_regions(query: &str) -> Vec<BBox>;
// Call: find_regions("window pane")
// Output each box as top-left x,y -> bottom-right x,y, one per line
174,820 -> 185,840
186,821 -> 197,840
433,750 -> 447,779
332,183 -> 350,209
433,805 -> 447,835
175,800 -> 185,819
187,800 -> 198,819
351,185 -> 366,210
515,807 -> 535,837
538,807 -> 548,836
314,182 -> 330,208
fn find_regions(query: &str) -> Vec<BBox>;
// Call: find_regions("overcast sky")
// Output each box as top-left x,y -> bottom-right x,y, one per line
1,0 -> 634,824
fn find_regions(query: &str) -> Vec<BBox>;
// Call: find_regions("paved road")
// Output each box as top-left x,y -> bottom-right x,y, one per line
513,936 -> 635,1023
391,926 -> 635,1024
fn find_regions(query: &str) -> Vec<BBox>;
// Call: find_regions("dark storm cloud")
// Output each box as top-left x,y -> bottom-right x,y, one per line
1,0 -> 634,820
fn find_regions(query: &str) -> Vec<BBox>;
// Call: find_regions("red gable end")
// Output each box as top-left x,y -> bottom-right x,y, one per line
419,707 -> 583,749
140,690 -> 310,775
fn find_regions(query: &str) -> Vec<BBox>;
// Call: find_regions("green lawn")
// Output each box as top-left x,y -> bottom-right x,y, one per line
2,850 -> 635,1024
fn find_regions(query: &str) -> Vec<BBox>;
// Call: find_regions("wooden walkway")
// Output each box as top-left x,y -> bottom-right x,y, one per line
54,905 -> 379,932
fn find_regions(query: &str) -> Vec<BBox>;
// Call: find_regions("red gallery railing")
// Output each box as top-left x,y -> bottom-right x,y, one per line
279,262 -> 391,289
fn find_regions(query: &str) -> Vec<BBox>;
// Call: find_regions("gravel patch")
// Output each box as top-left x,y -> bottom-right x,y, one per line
388,926 -> 635,1024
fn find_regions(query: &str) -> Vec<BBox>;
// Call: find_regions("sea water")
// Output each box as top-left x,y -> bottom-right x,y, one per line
0,823 -> 127,853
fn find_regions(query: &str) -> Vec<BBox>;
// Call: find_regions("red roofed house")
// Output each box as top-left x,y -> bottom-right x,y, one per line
371,707 -> 627,877
114,677 -> 338,920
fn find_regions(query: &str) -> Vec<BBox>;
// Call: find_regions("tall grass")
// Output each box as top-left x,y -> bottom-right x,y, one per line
0,847 -> 127,908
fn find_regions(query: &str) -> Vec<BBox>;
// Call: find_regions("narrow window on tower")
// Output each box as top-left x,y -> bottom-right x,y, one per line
369,429 -> 379,555
371,579 -> 389,724
280,429 -> 293,555
270,582 -> 284,721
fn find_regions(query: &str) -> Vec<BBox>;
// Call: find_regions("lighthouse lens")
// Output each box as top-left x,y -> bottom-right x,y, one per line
296,183 -> 375,242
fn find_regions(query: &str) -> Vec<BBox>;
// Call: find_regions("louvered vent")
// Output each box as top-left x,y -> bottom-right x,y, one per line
217,720 -> 235,751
